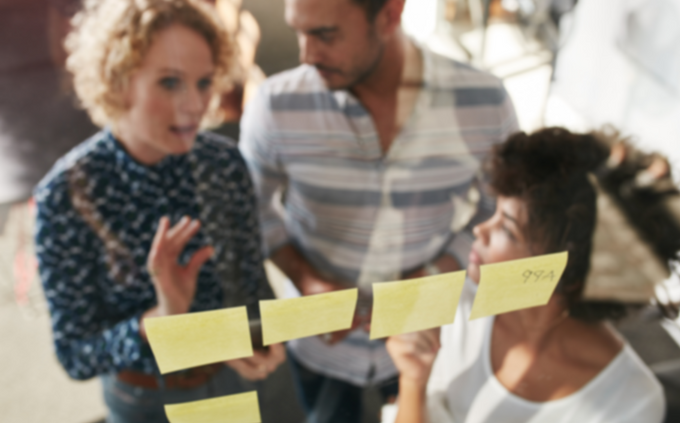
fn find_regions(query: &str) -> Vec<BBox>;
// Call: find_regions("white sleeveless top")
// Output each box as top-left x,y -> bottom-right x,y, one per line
386,279 -> 665,423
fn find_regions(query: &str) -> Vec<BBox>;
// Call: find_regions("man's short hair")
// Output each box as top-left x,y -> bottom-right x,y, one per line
352,0 -> 390,20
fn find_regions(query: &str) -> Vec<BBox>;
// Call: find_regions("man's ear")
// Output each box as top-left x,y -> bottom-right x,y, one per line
374,0 -> 405,38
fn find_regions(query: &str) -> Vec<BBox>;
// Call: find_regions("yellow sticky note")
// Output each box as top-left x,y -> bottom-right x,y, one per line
370,271 -> 467,339
165,391 -> 261,423
145,307 -> 253,374
469,251 -> 569,320
260,289 -> 358,345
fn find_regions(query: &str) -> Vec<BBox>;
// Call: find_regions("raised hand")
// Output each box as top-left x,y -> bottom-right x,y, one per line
147,216 -> 214,316
386,328 -> 441,387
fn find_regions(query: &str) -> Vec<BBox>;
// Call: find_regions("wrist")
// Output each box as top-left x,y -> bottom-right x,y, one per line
155,299 -> 187,317
399,375 -> 429,395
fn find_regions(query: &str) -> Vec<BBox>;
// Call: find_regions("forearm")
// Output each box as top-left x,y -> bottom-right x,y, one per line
395,377 -> 429,423
55,314 -> 147,379
269,244 -> 315,292
139,306 -> 160,341
432,253 -> 461,274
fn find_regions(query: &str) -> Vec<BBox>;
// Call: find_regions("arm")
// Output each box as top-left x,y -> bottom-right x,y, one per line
270,244 -> 345,295
36,174 -> 212,379
36,181 -> 148,379
222,149 -> 286,380
386,328 -> 441,423
239,85 -> 343,297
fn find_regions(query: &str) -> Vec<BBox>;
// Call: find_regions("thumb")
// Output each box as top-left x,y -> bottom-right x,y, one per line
186,246 -> 214,279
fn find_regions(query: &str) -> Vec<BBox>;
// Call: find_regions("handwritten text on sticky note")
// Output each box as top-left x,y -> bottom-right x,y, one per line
145,307 -> 253,374
469,251 -> 569,320
165,391 -> 261,423
260,289 -> 358,345
370,271 -> 467,339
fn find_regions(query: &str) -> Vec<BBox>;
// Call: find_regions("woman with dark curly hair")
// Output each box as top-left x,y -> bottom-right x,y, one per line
386,127 -> 680,423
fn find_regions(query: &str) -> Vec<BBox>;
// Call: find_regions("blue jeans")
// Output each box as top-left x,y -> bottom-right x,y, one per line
288,353 -> 399,423
102,366 -> 245,423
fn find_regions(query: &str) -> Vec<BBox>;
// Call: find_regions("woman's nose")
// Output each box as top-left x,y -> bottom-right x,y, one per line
180,86 -> 205,116
473,221 -> 489,244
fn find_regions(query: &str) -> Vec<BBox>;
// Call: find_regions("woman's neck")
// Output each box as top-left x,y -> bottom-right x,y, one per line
112,124 -> 166,166
497,297 -> 571,348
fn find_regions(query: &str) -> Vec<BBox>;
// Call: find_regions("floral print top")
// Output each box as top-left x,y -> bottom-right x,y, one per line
34,129 -> 273,379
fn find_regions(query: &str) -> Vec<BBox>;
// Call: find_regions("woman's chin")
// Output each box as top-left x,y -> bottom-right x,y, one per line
166,136 -> 196,154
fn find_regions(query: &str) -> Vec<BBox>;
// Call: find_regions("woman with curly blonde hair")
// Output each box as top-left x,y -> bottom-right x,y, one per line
34,0 -> 285,421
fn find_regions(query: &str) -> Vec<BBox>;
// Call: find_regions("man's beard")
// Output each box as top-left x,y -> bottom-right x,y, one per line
318,32 -> 385,91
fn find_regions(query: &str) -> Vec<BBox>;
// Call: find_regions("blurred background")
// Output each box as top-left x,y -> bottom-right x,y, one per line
1,0 -> 679,421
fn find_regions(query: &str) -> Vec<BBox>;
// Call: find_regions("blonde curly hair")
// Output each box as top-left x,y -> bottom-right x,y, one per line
66,0 -> 236,128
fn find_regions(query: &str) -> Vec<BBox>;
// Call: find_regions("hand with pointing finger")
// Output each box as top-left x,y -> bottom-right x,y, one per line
146,216 -> 214,317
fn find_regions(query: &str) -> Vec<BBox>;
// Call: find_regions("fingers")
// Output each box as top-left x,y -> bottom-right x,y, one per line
267,343 -> 286,368
165,216 -> 191,240
418,327 -> 441,353
166,217 -> 202,256
149,216 -> 205,266
187,246 -> 214,279
225,358 -> 268,381
388,329 -> 440,357
148,216 -> 170,270
227,346 -> 284,381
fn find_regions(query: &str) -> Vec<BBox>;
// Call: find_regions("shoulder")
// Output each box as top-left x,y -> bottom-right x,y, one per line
424,48 -> 506,89
192,132 -> 251,176
423,49 -> 509,105
597,344 -> 665,419
260,64 -> 325,96
251,64 -> 329,110
194,130 -> 238,154
34,130 -> 112,208
615,344 -> 664,396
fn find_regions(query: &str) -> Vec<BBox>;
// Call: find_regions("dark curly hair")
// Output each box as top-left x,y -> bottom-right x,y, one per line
488,127 -> 680,322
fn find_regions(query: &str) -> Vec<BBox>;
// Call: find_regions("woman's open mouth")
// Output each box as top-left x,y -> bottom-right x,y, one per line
169,124 -> 198,137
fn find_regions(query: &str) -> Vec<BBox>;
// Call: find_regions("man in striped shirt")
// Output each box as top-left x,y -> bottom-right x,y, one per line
240,0 -> 518,421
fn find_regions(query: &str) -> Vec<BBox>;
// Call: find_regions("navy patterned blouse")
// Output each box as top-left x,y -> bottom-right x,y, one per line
34,129 -> 273,380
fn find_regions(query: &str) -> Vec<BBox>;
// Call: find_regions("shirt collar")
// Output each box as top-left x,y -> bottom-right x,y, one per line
103,128 -> 187,178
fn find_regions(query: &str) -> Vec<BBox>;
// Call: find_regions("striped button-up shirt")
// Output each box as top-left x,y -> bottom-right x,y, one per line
240,47 -> 518,386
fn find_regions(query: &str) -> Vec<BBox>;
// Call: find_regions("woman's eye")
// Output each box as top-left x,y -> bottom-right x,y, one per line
197,78 -> 213,91
159,77 -> 181,91
502,226 -> 516,241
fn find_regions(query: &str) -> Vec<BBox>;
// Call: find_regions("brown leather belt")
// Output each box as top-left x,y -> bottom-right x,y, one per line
117,363 -> 224,390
